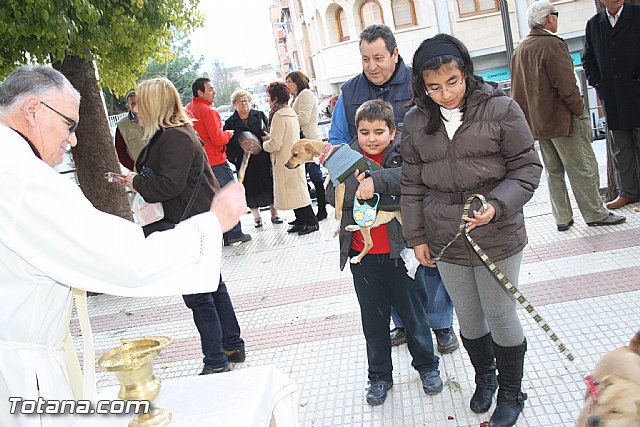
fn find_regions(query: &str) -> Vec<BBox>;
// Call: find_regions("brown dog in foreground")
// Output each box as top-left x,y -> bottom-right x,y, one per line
285,139 -> 402,263
575,330 -> 640,426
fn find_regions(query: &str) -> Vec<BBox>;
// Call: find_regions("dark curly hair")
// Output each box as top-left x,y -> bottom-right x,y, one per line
266,81 -> 290,105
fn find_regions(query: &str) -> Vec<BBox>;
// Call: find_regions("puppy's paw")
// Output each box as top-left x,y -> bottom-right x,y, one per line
345,225 -> 360,232
350,257 -> 362,264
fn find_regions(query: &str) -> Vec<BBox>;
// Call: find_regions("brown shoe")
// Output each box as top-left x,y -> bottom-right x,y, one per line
200,363 -> 232,375
224,349 -> 246,363
605,196 -> 633,209
390,327 -> 406,347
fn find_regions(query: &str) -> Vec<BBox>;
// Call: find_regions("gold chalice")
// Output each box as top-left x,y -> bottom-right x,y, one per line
98,336 -> 174,427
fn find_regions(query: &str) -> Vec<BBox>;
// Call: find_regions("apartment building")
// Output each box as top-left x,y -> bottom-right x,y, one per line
270,0 -> 597,101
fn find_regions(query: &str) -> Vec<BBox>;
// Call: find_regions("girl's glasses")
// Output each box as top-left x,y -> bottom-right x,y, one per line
425,78 -> 465,97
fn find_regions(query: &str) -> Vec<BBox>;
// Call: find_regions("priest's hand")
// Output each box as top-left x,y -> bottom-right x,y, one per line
210,183 -> 247,232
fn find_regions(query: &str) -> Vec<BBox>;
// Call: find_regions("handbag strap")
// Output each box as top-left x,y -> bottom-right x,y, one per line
179,154 -> 206,222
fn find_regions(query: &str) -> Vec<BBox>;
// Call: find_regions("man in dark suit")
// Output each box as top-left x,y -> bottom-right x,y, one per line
582,0 -> 640,209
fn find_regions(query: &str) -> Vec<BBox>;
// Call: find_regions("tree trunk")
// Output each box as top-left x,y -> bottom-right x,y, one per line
54,56 -> 132,220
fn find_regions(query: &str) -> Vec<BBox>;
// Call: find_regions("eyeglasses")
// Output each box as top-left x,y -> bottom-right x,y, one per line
549,11 -> 559,16
236,99 -> 250,104
40,101 -> 78,134
425,78 -> 465,96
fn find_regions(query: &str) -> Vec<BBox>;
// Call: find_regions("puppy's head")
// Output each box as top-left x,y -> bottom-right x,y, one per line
584,375 -> 640,426
285,139 -> 323,169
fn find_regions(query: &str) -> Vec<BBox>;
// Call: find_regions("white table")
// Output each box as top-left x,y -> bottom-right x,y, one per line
74,365 -> 300,426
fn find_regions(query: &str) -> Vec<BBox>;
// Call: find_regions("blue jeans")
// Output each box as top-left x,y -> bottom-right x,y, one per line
182,276 -> 244,368
211,162 -> 243,240
305,162 -> 323,183
350,252 -> 439,381
391,265 -> 454,331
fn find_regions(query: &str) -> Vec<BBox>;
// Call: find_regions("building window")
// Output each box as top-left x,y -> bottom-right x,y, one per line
457,0 -> 499,17
336,7 -> 350,41
360,0 -> 385,28
392,0 -> 417,28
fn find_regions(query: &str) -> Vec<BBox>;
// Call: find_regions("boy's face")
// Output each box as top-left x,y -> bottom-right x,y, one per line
357,119 -> 395,156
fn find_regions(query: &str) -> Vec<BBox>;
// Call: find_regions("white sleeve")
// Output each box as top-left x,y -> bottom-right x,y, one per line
0,170 -> 223,297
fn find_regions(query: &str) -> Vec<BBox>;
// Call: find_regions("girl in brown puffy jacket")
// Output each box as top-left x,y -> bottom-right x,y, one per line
400,34 -> 542,427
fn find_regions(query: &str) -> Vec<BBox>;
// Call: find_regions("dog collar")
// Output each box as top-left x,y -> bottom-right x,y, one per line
319,144 -> 332,165
584,375 -> 600,406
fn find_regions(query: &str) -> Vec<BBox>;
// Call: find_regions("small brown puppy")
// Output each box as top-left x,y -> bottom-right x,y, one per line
285,139 -> 402,263
575,330 -> 640,427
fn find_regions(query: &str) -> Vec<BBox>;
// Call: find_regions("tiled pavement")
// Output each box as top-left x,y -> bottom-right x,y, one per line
73,139 -> 640,426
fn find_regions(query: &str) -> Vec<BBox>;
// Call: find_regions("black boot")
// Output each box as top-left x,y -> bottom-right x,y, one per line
313,180 -> 327,221
490,338 -> 527,427
461,332 -> 497,414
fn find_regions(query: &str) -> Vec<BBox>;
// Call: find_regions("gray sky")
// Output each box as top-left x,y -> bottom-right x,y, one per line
189,0 -> 279,69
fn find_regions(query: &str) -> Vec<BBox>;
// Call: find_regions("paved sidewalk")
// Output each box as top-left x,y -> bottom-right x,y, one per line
75,139 -> 640,426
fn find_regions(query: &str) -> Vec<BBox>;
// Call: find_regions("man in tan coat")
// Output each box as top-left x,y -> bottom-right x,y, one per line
511,0 -> 625,231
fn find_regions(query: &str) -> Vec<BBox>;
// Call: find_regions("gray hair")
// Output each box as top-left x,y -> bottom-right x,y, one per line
359,24 -> 397,54
527,1 -> 556,29
0,65 -> 79,109
230,89 -> 252,104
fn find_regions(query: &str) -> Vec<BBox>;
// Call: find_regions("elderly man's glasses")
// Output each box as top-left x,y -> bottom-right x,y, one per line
40,101 -> 78,134
549,11 -> 559,16
425,78 -> 465,96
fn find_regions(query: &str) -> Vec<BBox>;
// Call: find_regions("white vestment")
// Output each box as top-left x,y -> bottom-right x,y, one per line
0,124 -> 223,426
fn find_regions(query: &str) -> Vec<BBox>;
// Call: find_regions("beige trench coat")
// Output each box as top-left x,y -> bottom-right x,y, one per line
263,105 -> 311,210
291,88 -> 322,140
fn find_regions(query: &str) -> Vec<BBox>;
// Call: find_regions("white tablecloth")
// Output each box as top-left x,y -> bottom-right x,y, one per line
72,365 -> 299,426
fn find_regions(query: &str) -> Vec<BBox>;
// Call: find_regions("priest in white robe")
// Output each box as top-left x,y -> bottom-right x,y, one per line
0,65 -> 246,426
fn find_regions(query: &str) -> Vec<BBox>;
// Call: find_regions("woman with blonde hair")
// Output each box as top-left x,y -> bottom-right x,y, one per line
224,89 -> 282,227
286,70 -> 327,221
122,77 -> 246,374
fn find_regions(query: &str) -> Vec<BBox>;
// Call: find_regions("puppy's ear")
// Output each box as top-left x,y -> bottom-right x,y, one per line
303,140 -> 322,156
629,330 -> 640,355
600,375 -> 618,389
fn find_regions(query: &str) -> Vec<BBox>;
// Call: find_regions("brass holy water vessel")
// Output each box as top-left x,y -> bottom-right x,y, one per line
98,336 -> 174,427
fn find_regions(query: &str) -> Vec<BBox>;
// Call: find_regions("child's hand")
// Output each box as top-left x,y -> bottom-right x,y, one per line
354,169 -> 375,199
463,202 -> 496,233
413,244 -> 436,267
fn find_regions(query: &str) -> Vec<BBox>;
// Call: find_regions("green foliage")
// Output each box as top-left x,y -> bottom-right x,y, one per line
139,32 -> 203,105
210,58 -> 240,106
0,0 -> 204,96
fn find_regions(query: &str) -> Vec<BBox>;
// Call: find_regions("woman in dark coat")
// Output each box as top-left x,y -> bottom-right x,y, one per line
224,89 -> 282,227
123,77 -> 245,375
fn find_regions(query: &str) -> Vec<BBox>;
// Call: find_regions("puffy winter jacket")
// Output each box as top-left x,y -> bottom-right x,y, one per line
400,82 -> 542,266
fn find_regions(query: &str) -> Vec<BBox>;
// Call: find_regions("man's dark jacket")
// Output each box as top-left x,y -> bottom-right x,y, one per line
582,3 -> 640,130
341,56 -> 412,140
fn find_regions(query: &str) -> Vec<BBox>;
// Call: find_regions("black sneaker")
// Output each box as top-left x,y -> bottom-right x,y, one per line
200,363 -> 232,375
366,379 -> 393,406
224,349 -> 246,363
434,327 -> 459,354
390,327 -> 406,347
419,370 -> 443,395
